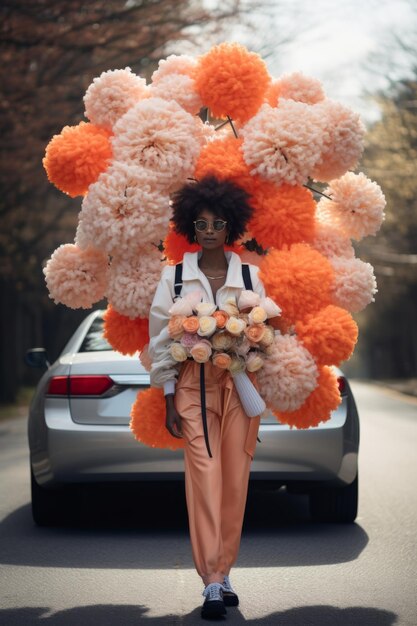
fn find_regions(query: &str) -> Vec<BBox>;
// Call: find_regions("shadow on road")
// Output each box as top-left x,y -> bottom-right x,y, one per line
0,482 -> 368,569
0,603 -> 397,625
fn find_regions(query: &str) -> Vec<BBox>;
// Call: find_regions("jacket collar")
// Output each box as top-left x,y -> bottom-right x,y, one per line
182,251 -> 245,288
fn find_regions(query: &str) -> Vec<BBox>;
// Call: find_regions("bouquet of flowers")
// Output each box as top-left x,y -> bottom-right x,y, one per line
167,289 -> 282,416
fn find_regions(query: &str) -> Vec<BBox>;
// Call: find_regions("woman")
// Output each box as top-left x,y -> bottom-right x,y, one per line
148,175 -> 266,620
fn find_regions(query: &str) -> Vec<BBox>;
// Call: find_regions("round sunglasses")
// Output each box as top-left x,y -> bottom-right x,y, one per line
194,219 -> 227,232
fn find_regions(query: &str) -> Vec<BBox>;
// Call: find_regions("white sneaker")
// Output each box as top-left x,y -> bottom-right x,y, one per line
222,575 -> 239,607
201,582 -> 227,619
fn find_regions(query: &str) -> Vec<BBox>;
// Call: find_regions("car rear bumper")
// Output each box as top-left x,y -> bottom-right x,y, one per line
29,393 -> 359,489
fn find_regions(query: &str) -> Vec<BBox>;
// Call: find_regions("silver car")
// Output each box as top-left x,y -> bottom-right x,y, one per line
27,309 -> 359,526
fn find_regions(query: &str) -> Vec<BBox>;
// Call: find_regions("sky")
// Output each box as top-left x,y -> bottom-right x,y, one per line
203,0 -> 417,124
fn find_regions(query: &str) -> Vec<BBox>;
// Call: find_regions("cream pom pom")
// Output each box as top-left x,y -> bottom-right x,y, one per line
311,220 -> 355,259
83,67 -> 149,130
269,72 -> 325,106
316,172 -> 386,240
107,247 -> 164,318
241,101 -> 323,186
257,334 -> 319,412
150,74 -> 203,115
151,54 -> 197,82
311,99 -> 365,182
329,256 -> 377,312
43,244 -> 108,309
112,97 -> 202,192
76,162 -> 170,257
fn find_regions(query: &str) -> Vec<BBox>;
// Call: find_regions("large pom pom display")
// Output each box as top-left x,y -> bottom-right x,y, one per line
112,97 -> 202,192
43,244 -> 108,309
274,366 -> 341,428
107,247 -> 164,318
84,67 -> 149,130
267,72 -> 325,106
311,100 -> 365,182
330,256 -> 377,312
259,244 -> 334,325
257,334 -> 319,412
103,305 -> 149,355
43,122 -> 112,197
130,387 -> 185,450
241,102 -> 323,186
249,182 -> 316,249
42,43 -> 384,435
295,305 -> 358,366
76,162 -> 170,256
316,172 -> 386,240
194,42 -> 270,124
310,220 -> 355,259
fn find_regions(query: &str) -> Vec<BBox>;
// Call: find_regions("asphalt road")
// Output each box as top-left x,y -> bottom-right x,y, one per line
0,381 -> 416,625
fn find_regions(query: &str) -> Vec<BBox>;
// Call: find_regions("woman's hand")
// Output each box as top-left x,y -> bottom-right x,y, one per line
165,394 -> 183,439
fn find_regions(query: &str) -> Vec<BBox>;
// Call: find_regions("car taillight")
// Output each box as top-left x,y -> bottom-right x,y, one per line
47,375 -> 114,396
337,376 -> 346,395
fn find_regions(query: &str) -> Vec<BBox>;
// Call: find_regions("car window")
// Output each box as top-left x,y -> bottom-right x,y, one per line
78,316 -> 112,352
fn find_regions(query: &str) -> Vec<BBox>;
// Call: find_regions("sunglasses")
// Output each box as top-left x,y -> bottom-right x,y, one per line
194,219 -> 227,232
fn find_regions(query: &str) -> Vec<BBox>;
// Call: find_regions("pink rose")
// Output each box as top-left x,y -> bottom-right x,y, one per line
190,339 -> 212,363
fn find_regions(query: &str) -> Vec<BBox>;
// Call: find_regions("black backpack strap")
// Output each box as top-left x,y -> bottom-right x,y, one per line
241,264 -> 253,291
174,263 -> 183,299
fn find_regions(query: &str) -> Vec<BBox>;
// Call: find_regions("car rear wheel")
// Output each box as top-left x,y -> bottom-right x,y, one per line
30,466 -> 68,526
309,474 -> 358,523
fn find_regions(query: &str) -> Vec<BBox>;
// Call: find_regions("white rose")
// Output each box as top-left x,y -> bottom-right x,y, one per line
225,316 -> 247,336
195,302 -> 217,317
197,315 -> 217,337
169,342 -> 188,362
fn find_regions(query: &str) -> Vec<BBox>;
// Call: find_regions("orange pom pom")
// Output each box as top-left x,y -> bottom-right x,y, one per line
103,305 -> 149,354
164,228 -> 200,263
274,366 -> 341,428
194,136 -> 255,193
249,182 -> 316,249
295,305 -> 358,366
195,43 -> 270,124
43,122 -> 112,197
259,244 -> 334,325
130,388 -> 185,450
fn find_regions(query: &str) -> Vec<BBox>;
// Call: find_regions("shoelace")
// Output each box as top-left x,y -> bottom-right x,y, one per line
203,583 -> 224,601
222,575 -> 236,594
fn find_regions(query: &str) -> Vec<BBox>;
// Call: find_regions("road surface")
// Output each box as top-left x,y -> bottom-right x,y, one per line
0,381 -> 416,625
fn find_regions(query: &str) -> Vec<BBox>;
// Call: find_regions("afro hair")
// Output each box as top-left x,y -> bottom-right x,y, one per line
171,175 -> 253,244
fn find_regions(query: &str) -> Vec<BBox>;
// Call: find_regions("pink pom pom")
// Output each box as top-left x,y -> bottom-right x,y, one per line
268,72 -> 325,106
150,73 -> 203,115
43,244 -> 108,309
151,54 -> 197,82
76,162 -> 170,257
257,334 -> 319,412
84,67 -> 149,130
311,100 -> 365,182
311,220 -> 355,259
241,102 -> 323,186
317,172 -> 386,240
329,256 -> 377,312
112,97 -> 203,192
107,247 -> 164,318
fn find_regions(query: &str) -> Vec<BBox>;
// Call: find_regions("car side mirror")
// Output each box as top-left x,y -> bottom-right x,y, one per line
25,348 -> 50,369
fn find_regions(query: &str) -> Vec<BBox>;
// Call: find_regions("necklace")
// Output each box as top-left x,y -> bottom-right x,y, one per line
204,273 -> 227,280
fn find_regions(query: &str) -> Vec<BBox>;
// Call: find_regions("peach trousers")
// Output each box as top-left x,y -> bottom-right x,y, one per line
175,360 -> 261,585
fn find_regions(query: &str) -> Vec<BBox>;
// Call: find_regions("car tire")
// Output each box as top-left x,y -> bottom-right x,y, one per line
309,474 -> 358,523
30,466 -> 68,526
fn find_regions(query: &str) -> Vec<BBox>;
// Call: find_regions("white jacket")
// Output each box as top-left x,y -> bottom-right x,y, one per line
148,251 -> 266,394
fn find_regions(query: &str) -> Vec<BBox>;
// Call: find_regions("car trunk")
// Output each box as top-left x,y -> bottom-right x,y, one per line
68,352 -> 149,425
